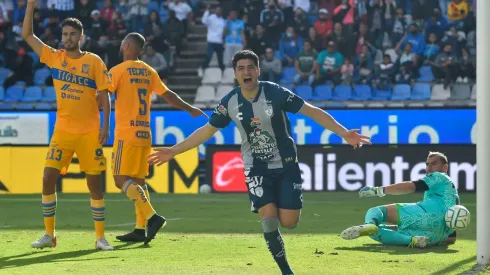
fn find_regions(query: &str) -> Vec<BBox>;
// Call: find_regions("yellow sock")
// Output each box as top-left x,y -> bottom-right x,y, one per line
42,193 -> 56,238
123,180 -> 155,220
90,198 -> 105,239
135,185 -> 150,230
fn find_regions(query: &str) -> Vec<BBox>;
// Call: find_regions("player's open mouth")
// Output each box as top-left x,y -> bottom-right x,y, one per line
244,77 -> 252,84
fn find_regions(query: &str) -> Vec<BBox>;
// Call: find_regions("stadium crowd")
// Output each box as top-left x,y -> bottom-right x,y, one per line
0,0 -> 477,106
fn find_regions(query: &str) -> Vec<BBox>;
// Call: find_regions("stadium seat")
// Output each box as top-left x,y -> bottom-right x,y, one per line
221,68 -> 235,84
22,86 -> 43,102
216,85 -> 234,100
295,85 -> 313,101
194,85 -> 216,103
372,87 -> 392,100
16,103 -> 35,110
308,15 -> 317,25
148,1 -> 159,12
471,85 -> 476,100
313,85 -> 332,101
431,84 -> 450,100
450,83 -> 471,100
407,102 -> 425,107
28,51 -> 40,68
374,50 -> 383,65
391,84 -> 411,100
0,68 -> 12,85
385,49 -> 398,63
332,85 -> 352,100
279,67 -> 297,83
34,67 -> 51,85
96,1 -> 104,9
411,83 -> 431,100
201,68 -> 222,84
0,87 -> 4,101
35,103 -> 54,110
42,86 -> 57,102
0,103 -> 14,110
4,86 -> 24,102
417,66 -> 435,82
352,85 -> 372,100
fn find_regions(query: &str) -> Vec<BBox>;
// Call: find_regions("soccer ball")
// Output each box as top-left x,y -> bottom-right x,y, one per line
445,205 -> 470,230
199,184 -> 212,194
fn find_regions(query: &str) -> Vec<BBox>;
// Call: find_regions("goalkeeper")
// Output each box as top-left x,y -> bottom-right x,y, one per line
341,152 -> 459,248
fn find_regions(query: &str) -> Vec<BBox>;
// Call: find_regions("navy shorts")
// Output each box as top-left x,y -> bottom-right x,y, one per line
245,163 -> 303,213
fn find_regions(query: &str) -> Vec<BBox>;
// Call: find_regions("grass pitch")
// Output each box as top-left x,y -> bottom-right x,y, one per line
0,192 -> 480,275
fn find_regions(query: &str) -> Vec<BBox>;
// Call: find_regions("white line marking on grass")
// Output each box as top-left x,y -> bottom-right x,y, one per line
0,225 -> 13,228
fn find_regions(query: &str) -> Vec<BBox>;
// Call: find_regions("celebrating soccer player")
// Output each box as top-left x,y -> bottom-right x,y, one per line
341,152 -> 460,248
147,50 -> 371,275
108,33 -> 207,244
22,0 -> 113,250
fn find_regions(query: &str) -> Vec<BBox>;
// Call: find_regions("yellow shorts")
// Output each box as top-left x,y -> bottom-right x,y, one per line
45,129 -> 106,174
112,140 -> 151,178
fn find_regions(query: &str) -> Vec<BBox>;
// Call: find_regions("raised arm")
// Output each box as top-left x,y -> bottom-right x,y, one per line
359,180 -> 428,198
22,0 -> 46,56
160,89 -> 207,118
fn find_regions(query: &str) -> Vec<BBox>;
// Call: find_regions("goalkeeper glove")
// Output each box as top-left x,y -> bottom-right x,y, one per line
359,186 -> 385,198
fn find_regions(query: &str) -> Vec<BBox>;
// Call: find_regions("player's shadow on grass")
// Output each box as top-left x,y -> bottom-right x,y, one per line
334,244 -> 459,255
0,243 -> 137,269
430,255 -> 476,275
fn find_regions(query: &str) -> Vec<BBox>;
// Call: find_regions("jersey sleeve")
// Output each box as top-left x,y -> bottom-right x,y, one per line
40,45 -> 58,68
420,172 -> 447,190
151,69 -> 168,96
93,57 -> 112,92
209,101 -> 232,129
278,85 -> 305,113
107,67 -> 118,94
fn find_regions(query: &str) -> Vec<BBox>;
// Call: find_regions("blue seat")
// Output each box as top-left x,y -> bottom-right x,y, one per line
35,103 -> 54,110
34,67 -> 51,85
391,84 -> 411,100
308,15 -> 317,25
16,103 -> 35,110
372,87 -> 392,100
0,103 -> 14,110
279,67 -> 297,84
295,85 -> 313,100
417,66 -> 435,82
0,68 -> 12,86
96,1 -> 105,9
42,86 -> 56,102
28,51 -> 40,68
22,86 -> 43,102
148,1 -> 159,12
411,83 -> 431,100
4,86 -> 24,102
0,87 -> 4,101
332,85 -> 352,100
313,85 -> 332,100
352,85 -> 372,100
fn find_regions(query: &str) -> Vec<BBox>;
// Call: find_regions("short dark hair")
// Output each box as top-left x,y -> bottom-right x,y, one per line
232,50 -> 259,71
125,32 -> 146,50
61,18 -> 84,34
428,151 -> 448,165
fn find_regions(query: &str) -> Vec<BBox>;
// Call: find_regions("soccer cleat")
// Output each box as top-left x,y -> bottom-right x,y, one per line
340,224 -> 378,240
408,236 -> 429,248
144,215 -> 166,245
116,229 -> 146,242
95,238 -> 114,250
31,234 -> 57,249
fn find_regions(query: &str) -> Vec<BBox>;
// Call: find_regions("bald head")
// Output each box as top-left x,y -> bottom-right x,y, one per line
121,32 -> 146,58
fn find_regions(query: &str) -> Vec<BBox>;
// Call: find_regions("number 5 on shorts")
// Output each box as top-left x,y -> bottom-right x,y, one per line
138,88 -> 147,116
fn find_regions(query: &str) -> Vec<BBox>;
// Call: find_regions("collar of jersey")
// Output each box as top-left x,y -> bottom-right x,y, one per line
239,82 -> 262,103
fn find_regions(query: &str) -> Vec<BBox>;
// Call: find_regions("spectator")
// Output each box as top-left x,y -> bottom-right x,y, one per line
278,0 -> 294,28
128,0 -> 150,32
159,1 -> 169,24
3,46 -> 33,89
466,29 -> 475,56
32,10 -> 44,37
423,32 -> 441,62
382,0 -> 397,43
396,23 -> 425,56
46,13 -> 61,38
279,26 -> 303,67
0,1 -> 10,26
242,0 -> 264,28
247,24 -> 275,58
116,0 -> 131,22
108,11 -> 127,41
354,44 -> 375,84
40,27 -> 59,49
100,0 -> 116,23
411,0 -> 439,21
294,0 -> 310,14
294,40 -> 316,86
144,11 -> 166,53
313,8 -> 333,41
391,7 -> 409,48
315,40 -> 344,86
356,0 -> 369,23
328,22 -> 350,59
260,0 -> 284,42
441,26 -> 466,57
168,0 -> 193,36
142,44 -> 169,81
12,0 -> 26,25
333,0 -> 354,34
54,0 -> 76,21
376,54 -> 396,89
307,27 -> 324,53
260,47 -> 282,82
431,43 -> 460,88
162,10 -> 184,56
292,8 -> 309,39
224,9 -> 246,68
340,57 -> 354,85
354,22 -> 373,56
76,0 -> 95,29
458,48 -> 474,83
368,0 -> 384,48
425,8 -> 448,41
395,42 -> 417,84
89,10 -> 108,41
199,5 -> 226,75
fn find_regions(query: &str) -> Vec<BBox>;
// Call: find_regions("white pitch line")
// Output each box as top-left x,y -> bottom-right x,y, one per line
0,225 -> 13,228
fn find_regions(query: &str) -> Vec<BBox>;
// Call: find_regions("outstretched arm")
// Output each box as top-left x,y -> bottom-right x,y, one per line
359,180 -> 427,198
147,123 -> 219,166
161,90 -> 207,118
21,0 -> 46,56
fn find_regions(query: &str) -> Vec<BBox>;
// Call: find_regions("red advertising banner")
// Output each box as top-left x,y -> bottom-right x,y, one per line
212,151 -> 247,192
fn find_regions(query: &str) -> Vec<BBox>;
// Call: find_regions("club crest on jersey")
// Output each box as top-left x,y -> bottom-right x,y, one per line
62,59 -> 68,68
264,104 -> 273,117
217,105 -> 228,116
250,117 -> 261,127
82,64 -> 90,74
